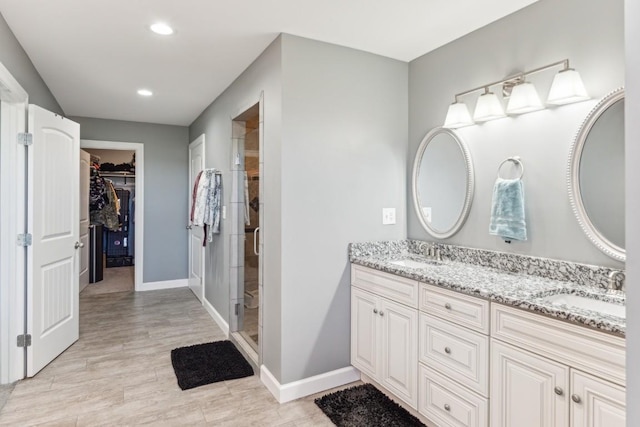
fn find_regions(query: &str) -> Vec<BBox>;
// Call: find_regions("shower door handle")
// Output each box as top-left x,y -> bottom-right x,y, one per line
253,227 -> 260,256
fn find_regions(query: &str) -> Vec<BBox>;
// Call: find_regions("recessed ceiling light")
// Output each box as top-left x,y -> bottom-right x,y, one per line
150,23 -> 174,35
137,89 -> 153,97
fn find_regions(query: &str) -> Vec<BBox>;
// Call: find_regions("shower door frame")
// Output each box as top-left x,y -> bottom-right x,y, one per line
229,95 -> 263,365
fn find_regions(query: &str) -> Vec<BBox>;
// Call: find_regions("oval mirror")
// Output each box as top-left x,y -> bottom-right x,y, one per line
412,127 -> 474,239
568,88 -> 625,261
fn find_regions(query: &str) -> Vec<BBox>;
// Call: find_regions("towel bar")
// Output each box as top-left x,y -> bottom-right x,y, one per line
497,156 -> 524,180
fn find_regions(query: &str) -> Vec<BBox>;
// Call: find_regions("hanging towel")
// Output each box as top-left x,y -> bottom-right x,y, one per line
204,171 -> 222,242
192,169 -> 222,246
244,171 -> 251,226
489,178 -> 527,242
190,170 -> 203,223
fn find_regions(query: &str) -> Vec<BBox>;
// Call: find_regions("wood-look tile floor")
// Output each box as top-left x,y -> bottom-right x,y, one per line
0,288 -> 343,426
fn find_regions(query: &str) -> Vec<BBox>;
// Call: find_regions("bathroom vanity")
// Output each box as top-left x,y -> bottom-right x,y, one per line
349,241 -> 625,427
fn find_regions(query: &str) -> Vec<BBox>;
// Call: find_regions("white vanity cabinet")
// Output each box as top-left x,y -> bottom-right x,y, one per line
491,304 -> 626,427
350,265 -> 419,409
418,283 -> 490,427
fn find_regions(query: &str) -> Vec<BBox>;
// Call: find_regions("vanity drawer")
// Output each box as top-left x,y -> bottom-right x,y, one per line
419,313 -> 489,396
351,264 -> 419,308
419,364 -> 488,427
491,304 -> 626,387
419,284 -> 489,334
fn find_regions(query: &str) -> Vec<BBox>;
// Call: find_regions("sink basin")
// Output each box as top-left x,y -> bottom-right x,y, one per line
541,294 -> 625,318
390,259 -> 438,269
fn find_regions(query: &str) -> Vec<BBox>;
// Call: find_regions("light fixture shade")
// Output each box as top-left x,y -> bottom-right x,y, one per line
473,92 -> 506,122
443,102 -> 474,128
547,69 -> 589,105
506,82 -> 544,114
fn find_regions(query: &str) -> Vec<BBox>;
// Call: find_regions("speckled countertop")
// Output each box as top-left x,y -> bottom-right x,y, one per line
350,245 -> 625,337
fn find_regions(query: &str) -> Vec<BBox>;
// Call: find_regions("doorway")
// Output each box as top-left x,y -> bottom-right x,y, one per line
80,140 -> 144,292
230,101 -> 262,363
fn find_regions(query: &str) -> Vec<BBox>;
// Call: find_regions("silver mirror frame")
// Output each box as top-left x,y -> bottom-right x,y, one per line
567,87 -> 625,261
412,127 -> 475,239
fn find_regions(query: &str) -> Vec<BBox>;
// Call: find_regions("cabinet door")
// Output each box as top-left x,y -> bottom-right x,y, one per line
491,340 -> 569,427
351,288 -> 378,378
570,370 -> 625,427
380,297 -> 418,409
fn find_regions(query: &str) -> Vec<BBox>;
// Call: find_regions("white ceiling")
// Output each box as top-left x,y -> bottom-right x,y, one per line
0,0 -> 539,126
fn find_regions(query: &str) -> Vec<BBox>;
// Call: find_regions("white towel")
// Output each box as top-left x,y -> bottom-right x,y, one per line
192,169 -> 222,243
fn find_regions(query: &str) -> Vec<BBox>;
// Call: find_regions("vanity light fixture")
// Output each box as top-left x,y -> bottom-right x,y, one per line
473,88 -> 506,122
443,101 -> 474,128
505,81 -> 544,114
443,59 -> 589,128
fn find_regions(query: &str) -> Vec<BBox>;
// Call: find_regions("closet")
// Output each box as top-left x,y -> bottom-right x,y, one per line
84,149 -> 136,293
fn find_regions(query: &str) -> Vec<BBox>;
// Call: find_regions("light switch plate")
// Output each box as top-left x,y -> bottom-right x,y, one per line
382,208 -> 396,225
222,205 -> 227,220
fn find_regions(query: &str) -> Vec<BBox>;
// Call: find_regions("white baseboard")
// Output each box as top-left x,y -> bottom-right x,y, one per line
138,278 -> 188,292
260,365 -> 360,403
203,298 -> 229,337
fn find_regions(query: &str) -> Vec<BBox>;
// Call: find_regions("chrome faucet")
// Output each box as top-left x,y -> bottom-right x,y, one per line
607,270 -> 625,293
417,241 -> 442,262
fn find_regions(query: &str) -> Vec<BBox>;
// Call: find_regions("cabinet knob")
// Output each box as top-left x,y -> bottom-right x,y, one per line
379,311 -> 384,317
444,303 -> 452,310
373,308 -> 378,314
444,347 -> 452,355
444,403 -> 451,411
554,386 -> 564,396
571,394 -> 582,404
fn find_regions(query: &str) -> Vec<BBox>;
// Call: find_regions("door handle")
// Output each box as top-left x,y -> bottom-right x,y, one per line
253,227 -> 260,256
74,242 -> 84,249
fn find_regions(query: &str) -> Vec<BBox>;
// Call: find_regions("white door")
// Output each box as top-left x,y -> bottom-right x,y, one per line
570,370 -> 625,427
350,287 -> 378,379
79,150 -> 90,292
380,297 -> 418,408
491,339 -> 569,427
27,105 -> 80,376
188,134 -> 205,302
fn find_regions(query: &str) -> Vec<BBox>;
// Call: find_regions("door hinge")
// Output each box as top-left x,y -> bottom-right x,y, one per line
17,334 -> 32,347
17,233 -> 32,247
235,303 -> 240,316
17,132 -> 33,146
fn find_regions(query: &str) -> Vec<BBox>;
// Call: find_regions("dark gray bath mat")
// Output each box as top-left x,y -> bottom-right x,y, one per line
315,383 -> 425,426
171,340 -> 254,390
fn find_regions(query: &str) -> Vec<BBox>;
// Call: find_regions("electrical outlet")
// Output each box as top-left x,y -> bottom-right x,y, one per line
422,207 -> 432,223
382,208 -> 396,225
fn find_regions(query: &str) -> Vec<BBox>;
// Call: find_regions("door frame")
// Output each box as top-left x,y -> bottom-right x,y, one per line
188,134 -> 206,303
80,140 -> 144,292
0,62 -> 28,384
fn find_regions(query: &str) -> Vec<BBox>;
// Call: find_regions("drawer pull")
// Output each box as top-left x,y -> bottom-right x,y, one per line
554,386 -> 564,396
373,308 -> 378,314
444,303 -> 452,310
571,394 -> 582,404
444,403 -> 451,411
444,347 -> 452,355
379,311 -> 384,317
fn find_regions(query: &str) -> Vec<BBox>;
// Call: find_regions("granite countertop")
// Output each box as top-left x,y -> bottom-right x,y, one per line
351,252 -> 626,337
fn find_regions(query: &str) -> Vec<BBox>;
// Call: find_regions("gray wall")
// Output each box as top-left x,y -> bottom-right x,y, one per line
0,13 -> 62,115
408,0 -> 624,268
70,117 -> 189,283
278,35 -> 407,383
625,0 -> 639,422
189,37 -> 284,379
189,34 -> 408,384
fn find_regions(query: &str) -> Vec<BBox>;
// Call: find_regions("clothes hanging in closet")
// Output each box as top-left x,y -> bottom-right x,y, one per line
191,169 -> 222,246
89,166 -> 120,231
